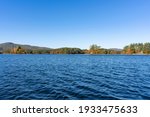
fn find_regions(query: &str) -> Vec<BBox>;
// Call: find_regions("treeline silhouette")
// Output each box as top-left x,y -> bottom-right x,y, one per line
1,43 -> 150,54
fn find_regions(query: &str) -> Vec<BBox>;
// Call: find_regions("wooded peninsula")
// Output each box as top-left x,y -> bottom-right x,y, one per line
0,42 -> 150,54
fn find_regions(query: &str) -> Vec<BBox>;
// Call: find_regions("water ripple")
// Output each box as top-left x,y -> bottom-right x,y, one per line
0,55 -> 150,100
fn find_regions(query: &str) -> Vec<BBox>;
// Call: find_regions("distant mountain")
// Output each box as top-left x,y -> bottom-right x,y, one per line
0,42 -> 51,52
109,48 -> 123,51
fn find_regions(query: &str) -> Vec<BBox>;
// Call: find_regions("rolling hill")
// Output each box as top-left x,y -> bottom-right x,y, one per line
0,42 -> 51,53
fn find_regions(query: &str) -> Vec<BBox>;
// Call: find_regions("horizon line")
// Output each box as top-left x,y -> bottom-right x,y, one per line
1,41 -> 150,50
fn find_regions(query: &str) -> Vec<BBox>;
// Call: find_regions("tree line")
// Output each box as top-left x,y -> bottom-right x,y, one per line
1,43 -> 150,54
122,43 -> 150,54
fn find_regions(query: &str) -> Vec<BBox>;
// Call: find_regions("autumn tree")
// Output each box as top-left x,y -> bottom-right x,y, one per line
11,46 -> 26,54
143,43 -> 150,54
89,44 -> 101,54
123,43 -> 150,54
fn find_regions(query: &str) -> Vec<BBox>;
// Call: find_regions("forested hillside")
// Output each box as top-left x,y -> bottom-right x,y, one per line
0,42 -> 150,54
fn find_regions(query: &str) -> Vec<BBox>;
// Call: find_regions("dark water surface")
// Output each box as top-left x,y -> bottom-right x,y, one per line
0,54 -> 150,100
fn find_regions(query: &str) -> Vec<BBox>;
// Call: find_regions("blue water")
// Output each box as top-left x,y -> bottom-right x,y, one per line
0,54 -> 150,100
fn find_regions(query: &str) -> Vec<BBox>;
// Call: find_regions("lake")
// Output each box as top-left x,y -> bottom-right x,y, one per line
0,54 -> 150,100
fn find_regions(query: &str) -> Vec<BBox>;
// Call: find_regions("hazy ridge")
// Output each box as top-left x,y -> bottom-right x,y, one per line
0,42 -> 51,52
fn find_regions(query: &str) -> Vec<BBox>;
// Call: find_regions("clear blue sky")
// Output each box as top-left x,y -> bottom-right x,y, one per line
0,0 -> 150,49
